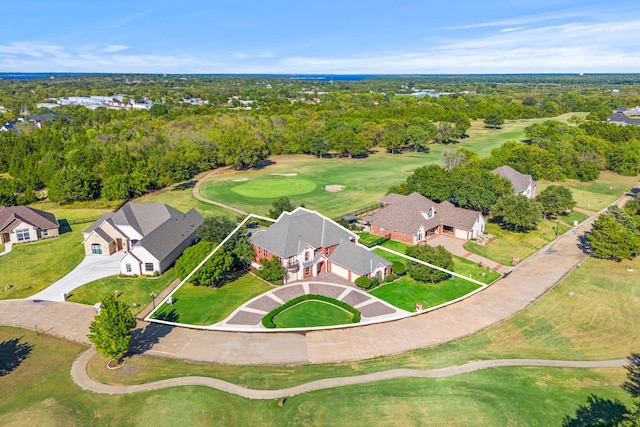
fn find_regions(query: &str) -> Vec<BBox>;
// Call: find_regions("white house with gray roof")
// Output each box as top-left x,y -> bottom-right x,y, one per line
492,165 -> 536,198
82,202 -> 204,276
250,207 -> 391,283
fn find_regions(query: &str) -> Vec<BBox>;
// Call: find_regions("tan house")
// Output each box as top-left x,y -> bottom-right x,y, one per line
362,192 -> 485,245
83,203 -> 204,275
0,205 -> 59,244
250,207 -> 391,283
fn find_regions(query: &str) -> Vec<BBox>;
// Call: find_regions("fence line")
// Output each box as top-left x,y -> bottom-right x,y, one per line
333,203 -> 381,222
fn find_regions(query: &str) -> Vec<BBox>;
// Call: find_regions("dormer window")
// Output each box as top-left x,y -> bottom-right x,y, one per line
421,207 -> 435,220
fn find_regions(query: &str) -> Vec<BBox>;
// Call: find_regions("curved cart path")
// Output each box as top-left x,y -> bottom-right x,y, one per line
71,348 -> 626,399
191,169 -> 248,215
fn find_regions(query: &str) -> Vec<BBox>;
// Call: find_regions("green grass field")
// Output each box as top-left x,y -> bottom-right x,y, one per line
0,222 -> 90,299
464,219 -> 571,266
0,325 -> 630,426
152,273 -> 272,325
273,300 -> 354,328
67,269 -> 178,316
135,187 -> 237,218
537,171 -> 639,212
371,275 -> 482,311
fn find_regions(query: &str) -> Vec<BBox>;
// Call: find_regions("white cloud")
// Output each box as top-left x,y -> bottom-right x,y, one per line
500,27 -> 526,33
103,45 -> 130,53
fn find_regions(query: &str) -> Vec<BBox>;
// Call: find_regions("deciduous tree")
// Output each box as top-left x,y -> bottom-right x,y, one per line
88,295 -> 136,365
405,244 -> 453,283
491,194 -> 543,232
537,185 -> 576,218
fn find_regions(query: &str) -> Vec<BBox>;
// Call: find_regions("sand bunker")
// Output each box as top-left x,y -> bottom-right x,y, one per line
270,173 -> 298,177
325,184 -> 345,192
231,177 -> 249,182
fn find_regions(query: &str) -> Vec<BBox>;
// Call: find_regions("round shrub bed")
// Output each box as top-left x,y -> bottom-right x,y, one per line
262,294 -> 361,328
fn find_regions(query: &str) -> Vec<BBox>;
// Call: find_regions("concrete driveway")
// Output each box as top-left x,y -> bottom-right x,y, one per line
28,253 -> 122,302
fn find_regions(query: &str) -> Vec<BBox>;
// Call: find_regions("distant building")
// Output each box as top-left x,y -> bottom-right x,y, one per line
492,165 -> 537,198
0,206 -> 59,244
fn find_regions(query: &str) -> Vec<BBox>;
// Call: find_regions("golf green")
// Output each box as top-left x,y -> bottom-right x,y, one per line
230,177 -> 317,198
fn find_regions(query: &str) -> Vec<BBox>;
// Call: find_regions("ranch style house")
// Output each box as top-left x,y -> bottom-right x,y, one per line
362,192 -> 485,245
0,205 -> 59,244
250,207 -> 392,283
82,202 -> 204,276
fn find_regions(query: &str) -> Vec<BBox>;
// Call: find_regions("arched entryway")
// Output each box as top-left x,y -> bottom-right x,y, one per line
317,261 -> 326,274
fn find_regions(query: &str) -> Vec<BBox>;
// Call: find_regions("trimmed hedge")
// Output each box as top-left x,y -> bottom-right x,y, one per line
391,261 -> 406,275
262,294 -> 361,328
354,276 -> 372,289
384,273 -> 398,283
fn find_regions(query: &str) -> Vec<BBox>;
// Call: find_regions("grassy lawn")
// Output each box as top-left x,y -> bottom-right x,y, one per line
152,273 -> 272,325
67,269 -> 178,316
273,300 -> 354,328
0,222 -> 90,299
134,186 -> 237,218
28,200 -> 114,224
559,210 -> 589,226
374,239 -> 500,284
464,220 -> 570,266
370,275 -> 481,312
355,231 -> 387,247
537,171 -> 639,212
0,326 -> 629,427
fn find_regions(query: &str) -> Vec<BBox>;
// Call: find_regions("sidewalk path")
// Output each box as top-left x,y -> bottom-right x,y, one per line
28,254 -> 122,302
0,242 -> 12,257
71,347 -> 626,399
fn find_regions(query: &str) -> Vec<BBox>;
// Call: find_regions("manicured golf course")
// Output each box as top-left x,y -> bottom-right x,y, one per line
198,114 -> 582,218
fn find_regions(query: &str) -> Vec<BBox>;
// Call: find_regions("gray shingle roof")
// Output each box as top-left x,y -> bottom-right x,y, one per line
250,208 -> 355,258
491,165 -> 535,194
0,205 -> 58,232
328,241 -> 391,275
137,208 -> 204,261
84,202 -> 182,237
362,193 -> 482,235
607,112 -> 640,126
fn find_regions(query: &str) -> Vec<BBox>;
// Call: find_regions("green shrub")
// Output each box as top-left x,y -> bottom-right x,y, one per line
261,294 -> 360,328
384,274 -> 398,283
391,262 -> 406,275
354,276 -> 372,289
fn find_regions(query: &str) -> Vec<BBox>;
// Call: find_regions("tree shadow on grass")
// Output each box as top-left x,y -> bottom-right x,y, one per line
562,394 -> 629,427
0,337 -> 34,376
129,321 -> 174,355
57,219 -> 72,234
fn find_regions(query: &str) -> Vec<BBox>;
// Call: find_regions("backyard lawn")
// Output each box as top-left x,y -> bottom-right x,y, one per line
272,300 -> 354,328
135,186 -> 237,218
67,269 -> 178,316
0,222 -> 90,299
151,273 -> 272,325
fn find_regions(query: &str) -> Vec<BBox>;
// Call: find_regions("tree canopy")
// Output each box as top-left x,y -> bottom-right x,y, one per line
88,295 -> 137,364
491,194 -> 543,232
405,244 -> 453,283
537,185 -> 576,218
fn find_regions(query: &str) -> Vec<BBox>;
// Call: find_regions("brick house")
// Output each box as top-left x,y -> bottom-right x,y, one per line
250,207 -> 391,283
362,192 -> 485,245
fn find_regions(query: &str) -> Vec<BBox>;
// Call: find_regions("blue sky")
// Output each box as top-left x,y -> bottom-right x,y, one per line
2,0 -> 640,74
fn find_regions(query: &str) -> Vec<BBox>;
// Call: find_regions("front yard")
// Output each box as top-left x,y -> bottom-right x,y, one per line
151,273 -> 272,325
67,269 -> 178,316
0,222 -> 89,299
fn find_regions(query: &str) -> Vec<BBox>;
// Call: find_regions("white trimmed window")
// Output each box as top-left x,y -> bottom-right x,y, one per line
145,263 -> 154,272
16,229 -> 30,242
